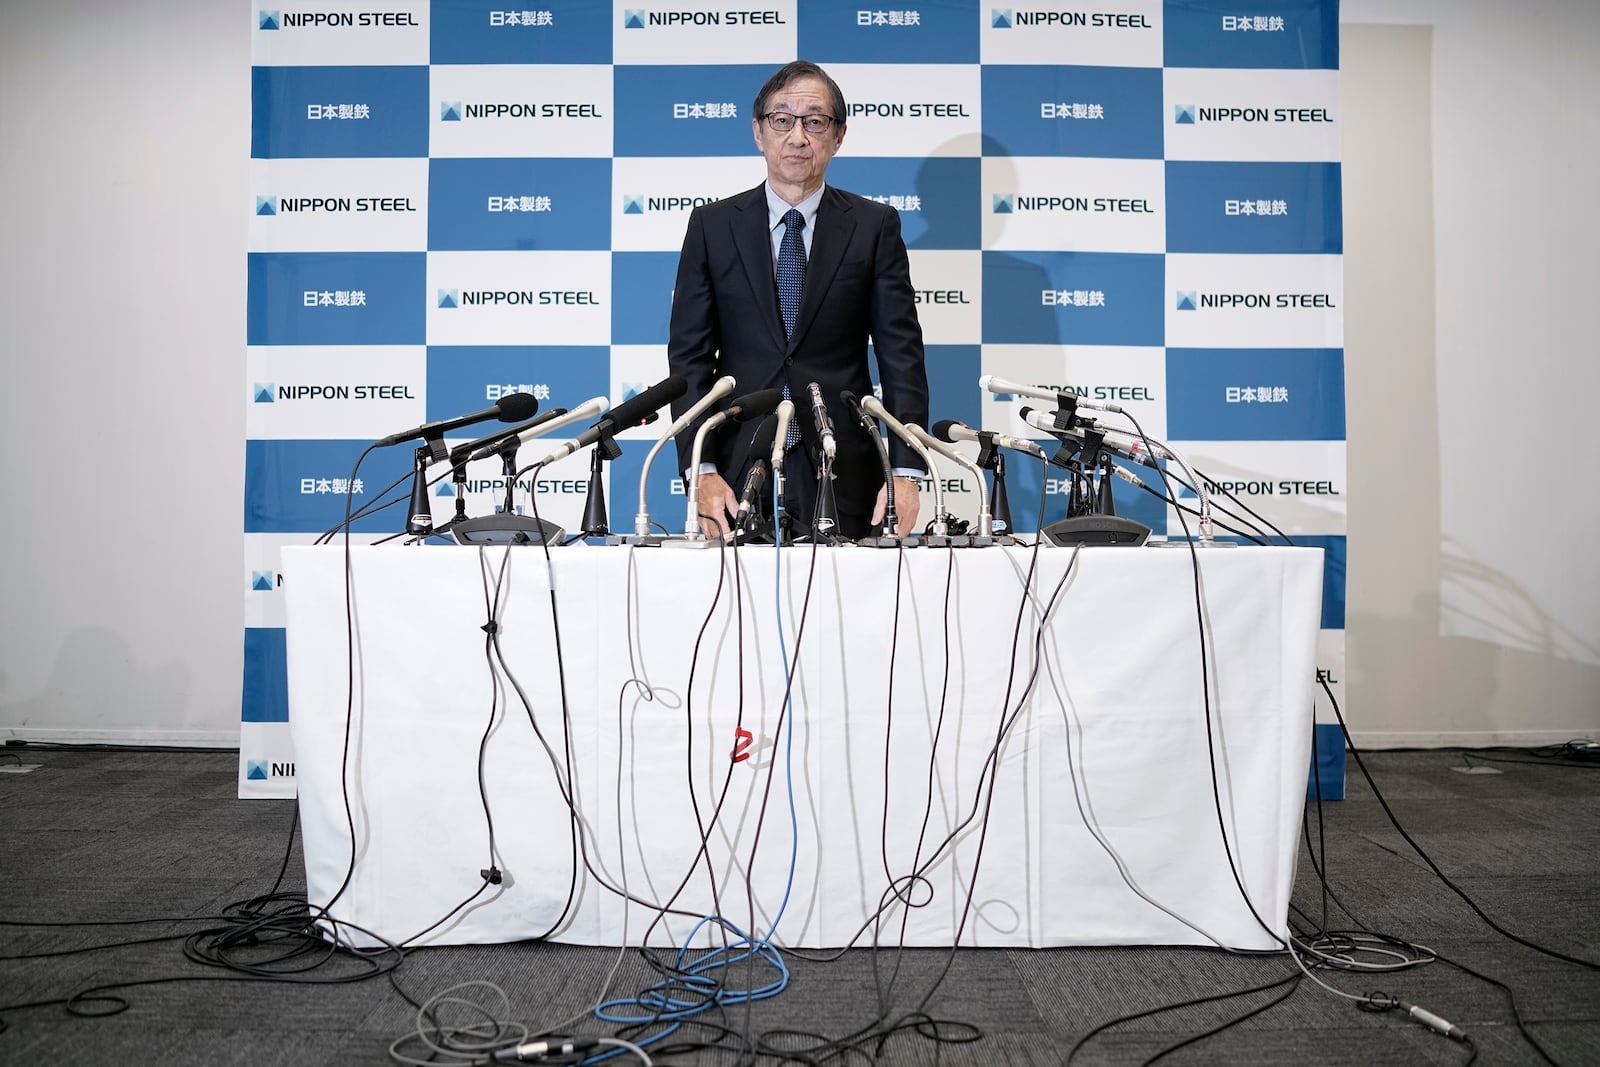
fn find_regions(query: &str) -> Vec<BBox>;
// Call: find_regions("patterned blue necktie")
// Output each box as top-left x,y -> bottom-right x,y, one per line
777,208 -> 806,449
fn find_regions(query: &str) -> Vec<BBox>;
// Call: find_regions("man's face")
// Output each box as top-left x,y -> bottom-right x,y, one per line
752,75 -> 846,195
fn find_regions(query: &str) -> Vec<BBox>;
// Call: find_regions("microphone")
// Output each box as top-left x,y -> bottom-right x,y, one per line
932,419 -> 1049,461
534,376 -> 687,468
1021,406 -> 1214,542
632,375 -> 737,538
979,374 -> 1124,414
909,423 -> 992,539
737,415 -> 780,521
1017,406 -> 1171,468
806,381 -> 836,460
464,398 -> 608,465
378,393 -> 538,448
841,389 -> 898,538
452,407 -> 568,468
859,394 -> 945,537
683,389 -> 783,536
769,399 -> 795,473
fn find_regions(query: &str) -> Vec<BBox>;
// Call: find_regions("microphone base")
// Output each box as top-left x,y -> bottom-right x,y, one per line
449,514 -> 567,546
606,534 -> 670,546
1039,515 -> 1151,548
855,534 -> 903,549
658,536 -> 719,550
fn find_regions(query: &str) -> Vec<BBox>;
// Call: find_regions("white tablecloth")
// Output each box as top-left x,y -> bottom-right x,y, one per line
282,542 -> 1322,951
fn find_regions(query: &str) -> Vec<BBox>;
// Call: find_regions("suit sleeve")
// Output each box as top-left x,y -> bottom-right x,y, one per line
666,206 -> 723,474
868,203 -> 929,473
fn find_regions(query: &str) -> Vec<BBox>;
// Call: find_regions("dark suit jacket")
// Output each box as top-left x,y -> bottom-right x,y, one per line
667,182 -> 929,522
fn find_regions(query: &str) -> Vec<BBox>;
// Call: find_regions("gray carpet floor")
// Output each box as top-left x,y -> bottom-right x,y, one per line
2,746 -> 1598,1066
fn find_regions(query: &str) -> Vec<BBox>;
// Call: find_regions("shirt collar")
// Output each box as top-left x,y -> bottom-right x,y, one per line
765,182 -> 825,233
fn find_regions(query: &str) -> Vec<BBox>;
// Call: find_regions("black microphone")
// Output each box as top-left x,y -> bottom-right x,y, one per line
378,393 -> 538,447
737,415 -> 780,520
534,376 -> 687,466
806,382 -> 837,460
451,407 -> 568,469
726,387 -> 783,424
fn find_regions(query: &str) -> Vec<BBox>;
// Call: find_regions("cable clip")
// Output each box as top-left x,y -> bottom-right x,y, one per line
480,867 -> 503,885
480,620 -> 499,635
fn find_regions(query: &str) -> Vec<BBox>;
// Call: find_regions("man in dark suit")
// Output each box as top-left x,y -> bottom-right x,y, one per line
667,60 -> 929,539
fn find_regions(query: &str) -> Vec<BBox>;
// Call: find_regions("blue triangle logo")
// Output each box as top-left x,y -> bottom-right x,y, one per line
258,10 -> 280,30
621,384 -> 643,403
438,289 -> 458,309
1175,291 -> 1197,311
440,101 -> 462,122
1174,104 -> 1196,125
622,196 -> 644,214
991,9 -> 1012,28
256,196 -> 276,216
623,9 -> 646,28
250,571 -> 274,591
435,482 -> 456,497
994,392 -> 1015,402
992,194 -> 1014,214
246,760 -> 269,780
253,383 -> 275,403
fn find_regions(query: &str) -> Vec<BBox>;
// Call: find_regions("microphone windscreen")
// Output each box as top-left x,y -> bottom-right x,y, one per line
746,414 -> 778,463
931,419 -> 962,444
728,388 -> 783,422
496,392 -> 540,421
606,375 -> 688,429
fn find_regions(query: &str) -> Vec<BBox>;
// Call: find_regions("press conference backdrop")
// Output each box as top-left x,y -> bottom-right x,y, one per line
243,0 -> 1346,797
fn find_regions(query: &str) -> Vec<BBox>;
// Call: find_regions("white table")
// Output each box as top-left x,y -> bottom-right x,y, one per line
282,542 -> 1322,951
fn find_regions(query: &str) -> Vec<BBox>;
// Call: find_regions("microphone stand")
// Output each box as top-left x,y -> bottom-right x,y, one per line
577,434 -> 615,539
808,450 -> 843,544
989,451 -> 1016,544
404,436 -> 448,540
445,436 -> 565,546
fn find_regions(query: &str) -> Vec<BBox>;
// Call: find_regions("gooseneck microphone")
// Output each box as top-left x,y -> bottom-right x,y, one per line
682,389 -> 784,537
859,394 -> 944,538
841,389 -> 898,540
633,376 -> 738,538
533,375 -> 687,468
909,424 -> 993,540
379,392 -> 539,449
806,381 -> 837,460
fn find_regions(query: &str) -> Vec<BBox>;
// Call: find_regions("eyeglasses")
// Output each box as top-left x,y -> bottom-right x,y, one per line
761,112 -> 840,136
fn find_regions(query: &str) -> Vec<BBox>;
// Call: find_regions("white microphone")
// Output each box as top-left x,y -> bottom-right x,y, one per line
634,376 -> 737,536
477,396 -> 608,463
1018,406 -> 1170,467
979,374 -> 1124,413
932,419 -> 1048,461
907,425 -> 992,539
859,395 -> 944,537
806,381 -> 837,460
769,399 -> 795,472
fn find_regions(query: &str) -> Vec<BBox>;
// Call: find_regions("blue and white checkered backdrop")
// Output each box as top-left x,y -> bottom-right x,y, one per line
243,0 -> 1346,797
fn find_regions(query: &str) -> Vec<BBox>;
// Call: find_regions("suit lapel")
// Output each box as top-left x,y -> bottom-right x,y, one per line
789,186 -> 855,352
730,185 -> 788,352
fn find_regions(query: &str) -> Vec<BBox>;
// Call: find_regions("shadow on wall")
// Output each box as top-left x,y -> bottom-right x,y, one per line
0,628 -> 191,739
1350,545 -> 1600,742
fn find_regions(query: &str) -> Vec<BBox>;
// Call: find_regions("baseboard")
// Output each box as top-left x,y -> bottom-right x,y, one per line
1344,729 -> 1595,749
1,726 -> 240,749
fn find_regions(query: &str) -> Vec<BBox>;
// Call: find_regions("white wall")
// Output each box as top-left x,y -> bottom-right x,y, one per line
1341,0 -> 1600,744
0,1 -> 1594,746
0,0 -> 247,744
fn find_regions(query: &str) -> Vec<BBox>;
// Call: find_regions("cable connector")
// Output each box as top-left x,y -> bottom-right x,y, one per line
1401,1001 -> 1467,1040
489,1036 -> 599,1062
481,620 -> 500,635
480,866 -> 503,885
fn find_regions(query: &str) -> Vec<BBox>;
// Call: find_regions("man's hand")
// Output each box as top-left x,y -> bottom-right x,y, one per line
871,476 -> 922,537
693,471 -> 739,538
